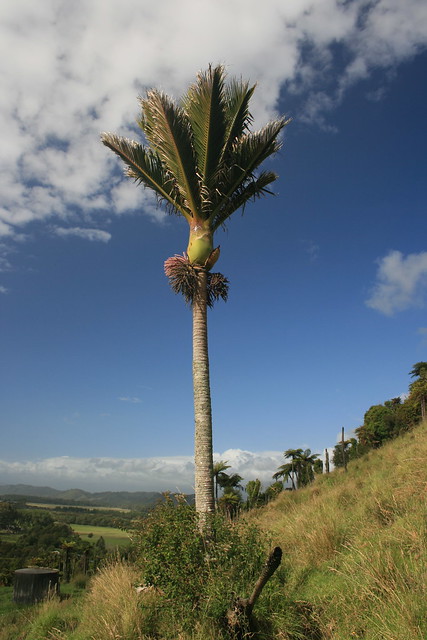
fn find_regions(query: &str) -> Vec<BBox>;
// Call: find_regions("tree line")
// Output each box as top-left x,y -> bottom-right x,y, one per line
0,504 -> 113,586
332,362 -> 427,467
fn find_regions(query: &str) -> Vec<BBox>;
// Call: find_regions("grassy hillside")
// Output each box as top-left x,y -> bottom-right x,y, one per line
250,420 -> 427,638
1,422 -> 426,639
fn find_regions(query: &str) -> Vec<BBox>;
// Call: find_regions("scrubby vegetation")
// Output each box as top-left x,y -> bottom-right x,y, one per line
0,508 -> 114,586
1,420 -> 426,639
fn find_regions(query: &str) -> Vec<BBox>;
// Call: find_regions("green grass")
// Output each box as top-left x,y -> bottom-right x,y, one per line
26,502 -> 130,512
70,523 -> 130,548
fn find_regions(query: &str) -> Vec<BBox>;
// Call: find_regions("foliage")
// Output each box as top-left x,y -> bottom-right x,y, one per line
130,494 -> 274,633
332,437 -> 369,468
273,448 -> 320,489
0,510 -> 107,586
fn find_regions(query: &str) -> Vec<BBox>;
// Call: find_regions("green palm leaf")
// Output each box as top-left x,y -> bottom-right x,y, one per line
183,65 -> 227,191
209,118 -> 289,228
211,171 -> 278,230
221,78 -> 255,159
100,133 -> 191,220
138,91 -> 201,218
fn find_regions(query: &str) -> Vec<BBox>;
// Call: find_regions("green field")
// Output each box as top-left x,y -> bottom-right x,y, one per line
70,524 -> 131,548
26,502 -> 130,513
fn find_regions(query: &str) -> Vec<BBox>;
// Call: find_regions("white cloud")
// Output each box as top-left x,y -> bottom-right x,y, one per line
118,396 -> 142,404
0,450 -> 286,493
366,250 -> 427,315
0,0 -> 426,246
214,449 -> 285,486
0,285 -> 8,294
53,227 -> 112,243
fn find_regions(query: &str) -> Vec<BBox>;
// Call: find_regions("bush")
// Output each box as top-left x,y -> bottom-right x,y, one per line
130,495 -> 272,635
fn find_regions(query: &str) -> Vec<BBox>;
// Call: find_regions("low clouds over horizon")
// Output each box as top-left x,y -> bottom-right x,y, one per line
0,450 -> 287,493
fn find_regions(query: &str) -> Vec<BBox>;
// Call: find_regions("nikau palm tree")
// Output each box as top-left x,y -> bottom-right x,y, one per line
409,362 -> 427,420
274,448 -> 320,489
213,460 -> 231,505
101,65 -> 289,524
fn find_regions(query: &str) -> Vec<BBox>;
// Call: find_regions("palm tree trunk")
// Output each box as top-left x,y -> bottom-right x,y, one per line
192,268 -> 215,522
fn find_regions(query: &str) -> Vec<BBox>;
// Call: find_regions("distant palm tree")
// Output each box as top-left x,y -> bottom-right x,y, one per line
410,362 -> 427,419
101,65 -> 289,523
218,472 -> 243,493
297,449 -> 320,487
274,448 -> 320,489
213,460 -> 231,505
218,490 -> 242,520
273,461 -> 296,490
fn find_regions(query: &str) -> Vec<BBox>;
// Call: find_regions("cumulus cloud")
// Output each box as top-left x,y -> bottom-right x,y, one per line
53,227 -> 112,242
0,0 -> 426,247
0,450 -> 287,493
366,250 -> 427,315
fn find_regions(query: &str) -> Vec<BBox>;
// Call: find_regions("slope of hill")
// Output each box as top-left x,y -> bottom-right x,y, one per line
249,420 -> 427,639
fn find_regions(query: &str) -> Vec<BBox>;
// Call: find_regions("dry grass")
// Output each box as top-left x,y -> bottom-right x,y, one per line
72,560 -> 161,640
250,421 -> 427,639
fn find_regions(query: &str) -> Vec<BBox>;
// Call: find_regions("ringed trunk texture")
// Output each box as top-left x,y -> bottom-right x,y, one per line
192,268 -> 215,522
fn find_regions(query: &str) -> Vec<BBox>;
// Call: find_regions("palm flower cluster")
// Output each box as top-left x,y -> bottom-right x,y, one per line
164,253 -> 229,307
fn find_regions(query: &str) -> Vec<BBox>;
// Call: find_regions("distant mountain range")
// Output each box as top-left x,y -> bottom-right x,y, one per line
0,484 -> 194,509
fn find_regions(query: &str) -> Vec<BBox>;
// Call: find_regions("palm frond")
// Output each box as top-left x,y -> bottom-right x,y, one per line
183,65 -> 227,191
211,171 -> 278,230
222,78 -> 255,158
209,117 -> 290,227
100,133 -> 191,220
138,91 -> 201,218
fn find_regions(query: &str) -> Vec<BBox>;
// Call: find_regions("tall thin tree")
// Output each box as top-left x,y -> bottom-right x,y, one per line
101,65 -> 289,522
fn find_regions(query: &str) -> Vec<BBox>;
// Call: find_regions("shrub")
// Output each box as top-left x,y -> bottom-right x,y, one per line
130,495 -> 272,635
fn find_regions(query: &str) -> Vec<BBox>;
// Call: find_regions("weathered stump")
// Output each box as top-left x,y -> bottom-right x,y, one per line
13,568 -> 60,604
227,546 -> 282,638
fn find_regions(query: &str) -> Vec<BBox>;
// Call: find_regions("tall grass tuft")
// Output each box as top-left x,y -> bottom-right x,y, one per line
72,560 -> 157,640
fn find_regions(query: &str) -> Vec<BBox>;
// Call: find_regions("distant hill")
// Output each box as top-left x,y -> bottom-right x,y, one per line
0,484 -> 194,508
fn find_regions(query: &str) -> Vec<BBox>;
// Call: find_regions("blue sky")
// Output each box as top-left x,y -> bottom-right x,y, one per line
1,0 -> 427,492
